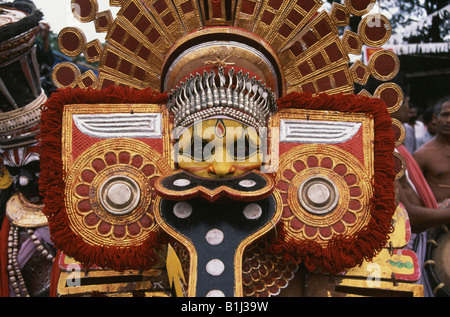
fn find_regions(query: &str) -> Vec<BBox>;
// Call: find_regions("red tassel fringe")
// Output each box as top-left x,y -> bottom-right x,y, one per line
270,92 -> 397,275
39,87 -> 396,275
38,86 -> 168,271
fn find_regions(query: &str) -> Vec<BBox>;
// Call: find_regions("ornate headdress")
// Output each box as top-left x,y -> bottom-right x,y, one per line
52,0 -> 403,124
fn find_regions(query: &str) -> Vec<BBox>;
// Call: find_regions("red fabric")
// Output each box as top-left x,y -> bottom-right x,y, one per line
48,250 -> 61,297
40,87 -> 397,276
270,92 -> 397,274
0,217 -> 11,297
38,86 -> 168,272
397,145 -> 438,209
211,0 -> 222,18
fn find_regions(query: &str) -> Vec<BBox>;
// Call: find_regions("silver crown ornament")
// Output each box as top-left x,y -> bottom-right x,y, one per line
168,67 -> 277,129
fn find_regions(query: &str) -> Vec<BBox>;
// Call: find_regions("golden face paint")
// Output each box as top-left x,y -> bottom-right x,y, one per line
176,118 -> 263,178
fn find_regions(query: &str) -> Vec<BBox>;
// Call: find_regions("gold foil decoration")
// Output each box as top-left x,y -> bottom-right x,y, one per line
349,60 -> 370,85
234,0 -> 263,31
344,0 -> 376,16
143,0 -> 185,43
374,82 -> 404,114
99,43 -> 161,90
358,13 -> 392,48
283,35 -> 350,88
6,192 -> 47,228
115,0 -> 172,55
51,62 -> 81,89
172,0 -> 203,32
276,145 -> 373,246
71,0 -> 99,23
278,12 -> 339,67
56,254 -> 171,297
265,0 -> 323,52
64,138 -> 171,248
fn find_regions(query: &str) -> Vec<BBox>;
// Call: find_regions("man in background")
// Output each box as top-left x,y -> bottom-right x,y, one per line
413,96 -> 450,208
388,79 -> 450,296
416,108 -> 437,149
405,105 -> 426,153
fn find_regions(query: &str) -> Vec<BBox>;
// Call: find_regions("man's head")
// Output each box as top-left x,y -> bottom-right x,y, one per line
434,96 -> 450,139
175,118 -> 264,179
408,105 -> 420,124
390,95 -> 410,123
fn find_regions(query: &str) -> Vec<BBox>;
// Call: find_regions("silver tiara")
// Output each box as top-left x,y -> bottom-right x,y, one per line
168,67 -> 276,129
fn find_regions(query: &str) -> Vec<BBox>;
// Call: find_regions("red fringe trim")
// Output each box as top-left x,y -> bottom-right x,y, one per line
270,92 -> 397,275
48,250 -> 61,297
38,86 -> 168,271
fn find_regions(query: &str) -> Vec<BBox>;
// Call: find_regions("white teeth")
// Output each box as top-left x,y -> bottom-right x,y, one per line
173,201 -> 193,219
173,178 -> 191,187
243,203 -> 262,220
205,228 -> 224,246
206,259 -> 225,276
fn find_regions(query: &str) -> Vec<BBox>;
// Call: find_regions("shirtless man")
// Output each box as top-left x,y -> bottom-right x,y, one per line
391,95 -> 450,232
413,96 -> 450,208
391,94 -> 450,296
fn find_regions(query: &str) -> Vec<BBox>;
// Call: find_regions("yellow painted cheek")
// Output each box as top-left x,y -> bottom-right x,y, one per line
174,118 -> 264,178
209,161 -> 236,177
177,159 -> 210,174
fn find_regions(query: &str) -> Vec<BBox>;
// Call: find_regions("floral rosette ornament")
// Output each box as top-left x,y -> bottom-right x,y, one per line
65,139 -> 166,248
270,93 -> 397,274
277,147 -> 372,243
39,88 -> 171,271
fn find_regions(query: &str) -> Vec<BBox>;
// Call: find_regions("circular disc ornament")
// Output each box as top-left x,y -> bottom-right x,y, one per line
58,27 -> 86,57
71,0 -> 98,23
358,14 -> 392,47
298,175 -> 340,215
393,151 -> 406,181
369,49 -> 400,81
65,138 -> 171,248
77,70 -> 99,89
391,118 -> 406,148
374,82 -> 404,113
344,0 -> 376,16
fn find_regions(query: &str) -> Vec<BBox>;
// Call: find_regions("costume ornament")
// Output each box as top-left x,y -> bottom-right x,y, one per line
36,0 -> 423,297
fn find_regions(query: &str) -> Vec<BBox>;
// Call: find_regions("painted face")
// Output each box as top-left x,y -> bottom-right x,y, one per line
437,101 -> 450,137
175,118 -> 263,178
3,146 -> 41,203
